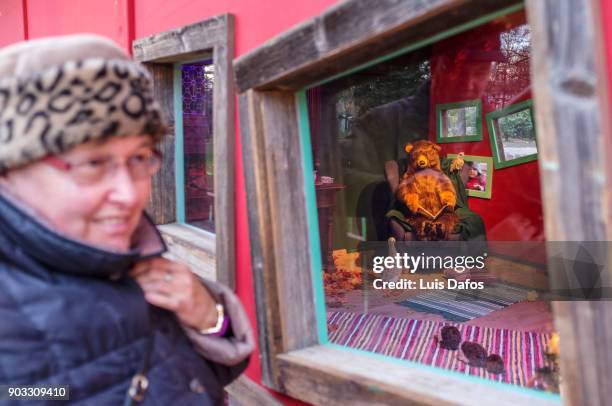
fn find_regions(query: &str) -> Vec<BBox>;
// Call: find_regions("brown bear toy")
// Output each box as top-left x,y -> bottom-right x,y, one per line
397,140 -> 458,240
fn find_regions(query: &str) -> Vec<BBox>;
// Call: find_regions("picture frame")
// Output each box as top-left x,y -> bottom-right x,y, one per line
486,99 -> 538,169
448,154 -> 493,199
435,99 -> 483,143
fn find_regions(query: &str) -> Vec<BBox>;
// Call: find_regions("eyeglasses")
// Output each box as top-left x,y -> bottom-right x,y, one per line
43,149 -> 163,185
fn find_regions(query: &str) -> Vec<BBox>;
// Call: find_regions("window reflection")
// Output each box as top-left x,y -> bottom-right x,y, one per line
182,61 -> 215,232
496,107 -> 536,161
307,11 -> 559,393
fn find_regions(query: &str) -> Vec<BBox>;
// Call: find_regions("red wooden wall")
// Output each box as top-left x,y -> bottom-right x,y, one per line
0,0 -> 27,47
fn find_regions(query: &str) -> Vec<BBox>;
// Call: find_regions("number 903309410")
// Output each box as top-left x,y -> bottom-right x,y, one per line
1,385 -> 69,400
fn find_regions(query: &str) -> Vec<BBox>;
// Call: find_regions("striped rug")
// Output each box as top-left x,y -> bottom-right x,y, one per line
327,311 -> 552,387
396,282 -> 530,322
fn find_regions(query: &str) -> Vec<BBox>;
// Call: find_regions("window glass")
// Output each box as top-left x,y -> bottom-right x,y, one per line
494,103 -> 537,162
308,10 -> 560,393
182,60 -> 215,232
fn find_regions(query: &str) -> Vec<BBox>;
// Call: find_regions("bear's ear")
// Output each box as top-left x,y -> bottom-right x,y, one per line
404,143 -> 414,154
433,143 -> 442,152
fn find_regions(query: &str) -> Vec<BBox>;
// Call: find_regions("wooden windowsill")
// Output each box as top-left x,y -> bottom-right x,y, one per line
226,376 -> 284,406
276,345 -> 559,406
158,222 -> 216,280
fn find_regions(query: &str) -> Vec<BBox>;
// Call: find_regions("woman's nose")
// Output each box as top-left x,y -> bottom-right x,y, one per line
107,166 -> 140,206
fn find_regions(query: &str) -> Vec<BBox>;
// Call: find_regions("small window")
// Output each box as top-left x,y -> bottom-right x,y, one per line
133,14 -> 235,287
177,59 -> 216,232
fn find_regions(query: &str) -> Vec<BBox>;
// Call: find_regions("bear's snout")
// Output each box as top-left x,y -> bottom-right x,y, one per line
416,155 -> 429,168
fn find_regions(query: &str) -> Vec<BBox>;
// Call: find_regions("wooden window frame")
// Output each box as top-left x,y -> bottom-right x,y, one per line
235,0 -> 612,405
133,14 -> 236,288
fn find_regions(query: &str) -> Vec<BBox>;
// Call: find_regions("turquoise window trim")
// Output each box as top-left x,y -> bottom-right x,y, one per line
173,63 -> 186,224
294,1 -> 560,400
296,90 -> 328,344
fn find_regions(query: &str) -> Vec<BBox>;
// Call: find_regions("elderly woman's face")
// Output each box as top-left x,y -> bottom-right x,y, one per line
0,135 -> 154,251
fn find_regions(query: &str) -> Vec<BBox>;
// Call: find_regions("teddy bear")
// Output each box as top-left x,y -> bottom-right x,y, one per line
396,140 -> 459,240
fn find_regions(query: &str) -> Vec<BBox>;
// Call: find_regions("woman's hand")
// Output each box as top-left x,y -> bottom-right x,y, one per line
130,258 -> 219,330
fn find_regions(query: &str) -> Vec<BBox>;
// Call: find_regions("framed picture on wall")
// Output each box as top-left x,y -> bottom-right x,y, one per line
448,154 -> 493,199
486,99 -> 538,169
436,99 -> 483,143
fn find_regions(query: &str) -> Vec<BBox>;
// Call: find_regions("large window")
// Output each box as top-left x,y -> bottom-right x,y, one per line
306,8 -> 559,392
236,0 -> 611,405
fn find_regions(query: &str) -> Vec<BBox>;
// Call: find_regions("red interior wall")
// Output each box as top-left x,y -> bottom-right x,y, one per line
428,11 -> 545,242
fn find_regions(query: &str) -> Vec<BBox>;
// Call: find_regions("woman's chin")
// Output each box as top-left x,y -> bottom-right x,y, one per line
87,234 -> 132,252
86,220 -> 139,252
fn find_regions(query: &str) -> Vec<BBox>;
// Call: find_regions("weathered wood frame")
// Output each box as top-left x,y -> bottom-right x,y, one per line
226,375 -> 284,406
133,14 -> 236,288
236,0 -> 612,405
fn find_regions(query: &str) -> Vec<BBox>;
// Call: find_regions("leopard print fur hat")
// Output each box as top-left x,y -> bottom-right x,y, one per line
0,34 -> 165,172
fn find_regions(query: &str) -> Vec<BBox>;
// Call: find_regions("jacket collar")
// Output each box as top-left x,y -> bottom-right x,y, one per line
0,190 -> 166,278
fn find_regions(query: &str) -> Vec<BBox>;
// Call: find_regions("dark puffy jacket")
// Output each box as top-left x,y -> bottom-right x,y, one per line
0,192 -> 248,405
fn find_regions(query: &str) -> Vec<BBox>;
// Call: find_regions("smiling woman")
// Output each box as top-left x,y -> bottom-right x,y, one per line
0,34 -> 253,406
1,136 -> 158,251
